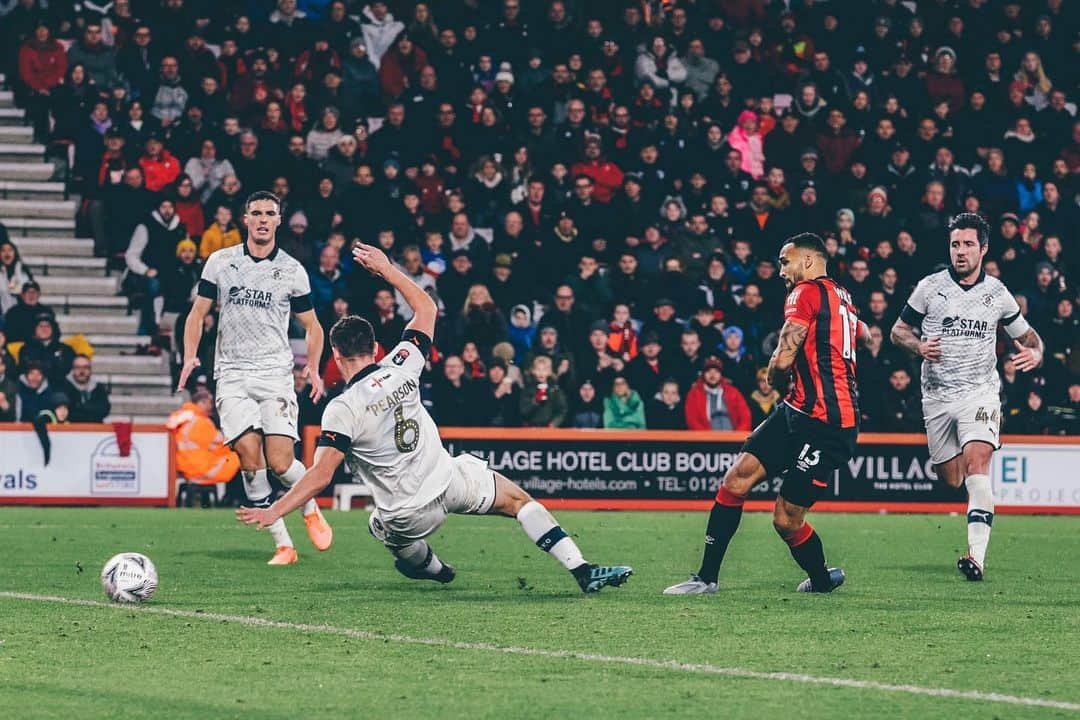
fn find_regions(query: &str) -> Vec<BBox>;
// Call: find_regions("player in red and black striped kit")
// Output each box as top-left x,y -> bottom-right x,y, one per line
665,233 -> 867,595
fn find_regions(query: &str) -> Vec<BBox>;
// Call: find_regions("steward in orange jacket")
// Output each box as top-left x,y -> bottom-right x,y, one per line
167,392 -> 239,484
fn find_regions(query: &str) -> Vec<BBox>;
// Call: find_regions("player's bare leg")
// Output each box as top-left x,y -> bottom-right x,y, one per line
664,451 -> 765,595
960,442 -> 994,580
234,432 -> 297,564
487,473 -> 632,592
264,435 -> 332,551
773,497 -> 845,593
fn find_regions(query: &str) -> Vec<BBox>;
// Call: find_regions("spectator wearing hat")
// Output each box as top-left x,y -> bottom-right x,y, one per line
138,134 -> 181,192
626,331 -> 669,401
15,364 -> 53,423
125,196 -> 184,335
881,142 -> 919,215
475,358 -> 520,428
19,315 -> 74,383
4,281 -> 54,344
925,46 -> 965,112
641,297 -> 683,364
305,106 -> 345,161
603,375 -> 646,430
360,2 -> 405,68
684,356 -> 751,431
727,110 -> 765,179
719,325 -> 757,396
163,237 -> 202,313
341,37 -> 379,123
582,319 -> 623,395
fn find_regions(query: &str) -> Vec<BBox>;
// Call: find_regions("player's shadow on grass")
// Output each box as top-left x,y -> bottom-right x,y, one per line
310,580 -> 581,601
202,549 -> 269,562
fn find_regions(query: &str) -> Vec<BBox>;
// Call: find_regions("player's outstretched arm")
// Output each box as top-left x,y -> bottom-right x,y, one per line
177,296 -> 213,392
295,309 -> 326,401
1011,329 -> 1044,372
353,243 -> 437,340
767,319 -> 809,391
236,446 -> 344,529
890,318 -> 941,362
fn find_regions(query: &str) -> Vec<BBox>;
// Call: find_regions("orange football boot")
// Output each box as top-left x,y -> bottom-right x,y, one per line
304,506 -> 334,551
267,546 -> 299,565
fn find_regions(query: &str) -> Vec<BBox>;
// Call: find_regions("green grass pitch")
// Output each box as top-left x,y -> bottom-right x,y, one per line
1,507 -> 1078,719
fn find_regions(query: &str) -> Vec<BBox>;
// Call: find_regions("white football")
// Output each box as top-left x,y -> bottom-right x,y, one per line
101,552 -> 158,603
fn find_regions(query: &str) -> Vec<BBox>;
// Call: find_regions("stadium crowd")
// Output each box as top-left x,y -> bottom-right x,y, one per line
0,0 -> 1077,434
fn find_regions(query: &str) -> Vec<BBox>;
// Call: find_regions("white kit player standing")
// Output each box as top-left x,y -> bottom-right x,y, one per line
238,243 -> 633,593
891,213 -> 1044,581
178,191 -> 334,565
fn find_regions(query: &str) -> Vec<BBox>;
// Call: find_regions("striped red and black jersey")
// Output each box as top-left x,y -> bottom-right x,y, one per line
782,277 -> 860,429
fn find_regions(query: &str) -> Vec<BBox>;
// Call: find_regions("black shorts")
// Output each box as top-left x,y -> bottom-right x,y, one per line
741,403 -> 858,508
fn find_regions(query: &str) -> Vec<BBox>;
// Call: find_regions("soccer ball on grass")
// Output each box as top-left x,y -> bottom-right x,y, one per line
101,552 -> 158,603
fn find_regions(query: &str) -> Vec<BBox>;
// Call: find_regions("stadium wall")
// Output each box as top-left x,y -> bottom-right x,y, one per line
302,428 -> 1078,515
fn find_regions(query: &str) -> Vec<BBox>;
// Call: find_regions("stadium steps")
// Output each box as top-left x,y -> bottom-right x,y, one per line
0,162 -> 54,181
0,143 -> 46,163
36,274 -> 119,296
56,313 -> 138,335
108,395 -> 180,417
0,125 -> 33,143
23,254 -> 108,276
16,237 -> 95,256
92,353 -> 169,376
0,108 -> 27,126
0,102 -> 177,422
0,198 -> 77,219
1,216 -> 75,236
42,295 -> 128,315
0,180 -> 68,200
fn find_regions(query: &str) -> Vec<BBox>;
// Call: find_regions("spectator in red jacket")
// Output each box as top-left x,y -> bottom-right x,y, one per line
570,136 -> 624,204
138,134 -> 181,192
378,31 -> 427,101
18,21 -> 67,141
684,356 -> 751,431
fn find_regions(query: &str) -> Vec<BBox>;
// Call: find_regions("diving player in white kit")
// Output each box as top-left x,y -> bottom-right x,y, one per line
891,213 -> 1044,581
237,243 -> 633,593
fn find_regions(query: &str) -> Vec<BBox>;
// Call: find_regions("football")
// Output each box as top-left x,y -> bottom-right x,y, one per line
101,552 -> 158,604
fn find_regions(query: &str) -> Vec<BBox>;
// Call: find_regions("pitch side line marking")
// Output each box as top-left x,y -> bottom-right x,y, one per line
3,591 -> 1078,712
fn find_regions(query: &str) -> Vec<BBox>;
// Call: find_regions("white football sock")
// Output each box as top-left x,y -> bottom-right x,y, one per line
242,469 -> 293,549
278,459 -> 318,516
965,473 -> 994,568
516,501 -> 586,571
394,540 -> 444,575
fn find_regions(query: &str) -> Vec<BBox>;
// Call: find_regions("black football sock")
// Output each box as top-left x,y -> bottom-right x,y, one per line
697,487 -> 745,584
784,523 -> 831,589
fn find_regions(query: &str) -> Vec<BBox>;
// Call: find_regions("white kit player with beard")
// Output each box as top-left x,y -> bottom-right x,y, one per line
892,213 -> 1044,581
178,191 -> 333,565
237,243 -> 633,593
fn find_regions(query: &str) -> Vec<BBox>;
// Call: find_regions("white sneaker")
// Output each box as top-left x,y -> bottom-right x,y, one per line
663,575 -> 719,595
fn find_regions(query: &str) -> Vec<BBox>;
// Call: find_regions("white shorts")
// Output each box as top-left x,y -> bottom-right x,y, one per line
368,454 -> 497,548
922,394 -> 1002,465
215,373 -> 299,444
